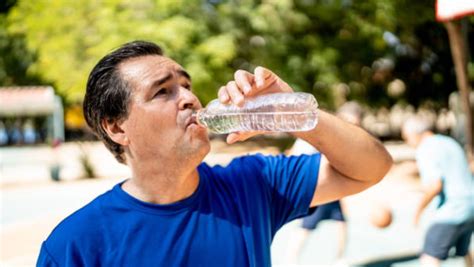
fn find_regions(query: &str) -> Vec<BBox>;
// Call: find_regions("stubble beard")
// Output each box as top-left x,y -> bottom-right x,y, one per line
175,135 -> 210,167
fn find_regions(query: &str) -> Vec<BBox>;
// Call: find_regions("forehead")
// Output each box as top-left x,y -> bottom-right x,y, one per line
119,55 -> 186,86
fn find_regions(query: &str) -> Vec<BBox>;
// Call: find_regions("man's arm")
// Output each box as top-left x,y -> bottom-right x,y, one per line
414,179 -> 443,226
219,67 -> 393,206
295,111 -> 393,206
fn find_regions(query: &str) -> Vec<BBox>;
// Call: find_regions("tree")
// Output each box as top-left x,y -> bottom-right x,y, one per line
5,0 -> 472,113
0,0 -> 44,86
444,19 -> 473,156
5,0 -> 234,104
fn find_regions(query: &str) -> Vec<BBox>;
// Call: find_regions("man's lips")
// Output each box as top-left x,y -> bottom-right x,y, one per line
185,113 -> 199,128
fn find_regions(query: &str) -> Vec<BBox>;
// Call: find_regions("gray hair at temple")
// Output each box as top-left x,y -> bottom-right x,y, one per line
402,115 -> 434,135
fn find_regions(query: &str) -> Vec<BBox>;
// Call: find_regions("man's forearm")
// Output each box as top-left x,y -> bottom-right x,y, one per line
294,110 -> 393,183
414,192 -> 436,224
415,180 -> 443,220
416,196 -> 431,217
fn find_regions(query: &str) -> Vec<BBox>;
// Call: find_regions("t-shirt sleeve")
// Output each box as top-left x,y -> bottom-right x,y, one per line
37,242 -> 59,267
255,153 -> 321,231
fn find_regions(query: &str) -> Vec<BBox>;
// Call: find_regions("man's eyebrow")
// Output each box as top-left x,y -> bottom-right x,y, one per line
152,73 -> 173,88
178,69 -> 191,81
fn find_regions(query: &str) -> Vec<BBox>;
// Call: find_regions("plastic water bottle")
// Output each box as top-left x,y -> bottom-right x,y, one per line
194,92 -> 319,134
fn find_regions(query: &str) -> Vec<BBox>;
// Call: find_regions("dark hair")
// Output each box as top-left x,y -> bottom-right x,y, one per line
83,41 -> 163,163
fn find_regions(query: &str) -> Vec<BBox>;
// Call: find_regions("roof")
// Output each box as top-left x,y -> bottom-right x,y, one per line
0,86 -> 57,116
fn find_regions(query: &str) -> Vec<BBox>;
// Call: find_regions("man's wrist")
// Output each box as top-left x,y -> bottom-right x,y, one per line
291,110 -> 327,144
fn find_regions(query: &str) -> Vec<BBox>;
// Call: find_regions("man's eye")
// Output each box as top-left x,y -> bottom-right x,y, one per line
153,88 -> 168,97
183,84 -> 192,90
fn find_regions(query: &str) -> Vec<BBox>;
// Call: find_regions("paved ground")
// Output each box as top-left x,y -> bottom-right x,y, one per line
1,140 -> 472,266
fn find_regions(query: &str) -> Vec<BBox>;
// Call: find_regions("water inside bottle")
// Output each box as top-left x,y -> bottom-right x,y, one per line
195,92 -> 319,134
196,110 -> 318,134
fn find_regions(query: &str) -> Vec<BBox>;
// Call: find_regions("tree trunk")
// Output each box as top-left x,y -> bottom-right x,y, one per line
444,20 -> 473,158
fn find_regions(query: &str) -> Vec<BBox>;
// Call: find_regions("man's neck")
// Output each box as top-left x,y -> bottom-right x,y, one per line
123,159 -> 200,205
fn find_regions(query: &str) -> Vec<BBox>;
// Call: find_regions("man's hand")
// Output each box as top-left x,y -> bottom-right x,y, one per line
217,66 -> 293,144
412,179 -> 443,228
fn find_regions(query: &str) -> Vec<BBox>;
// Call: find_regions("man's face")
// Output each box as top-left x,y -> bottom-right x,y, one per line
118,55 -> 210,164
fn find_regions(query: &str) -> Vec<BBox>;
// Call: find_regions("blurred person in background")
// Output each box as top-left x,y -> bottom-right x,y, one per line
285,137 -> 348,265
37,41 -> 392,266
285,101 -> 363,265
9,119 -> 23,145
448,91 -> 468,147
0,121 -> 8,146
23,119 -> 37,144
402,116 -> 474,267
49,138 -> 62,182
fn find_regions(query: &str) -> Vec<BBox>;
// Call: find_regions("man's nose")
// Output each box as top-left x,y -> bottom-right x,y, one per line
178,88 -> 200,110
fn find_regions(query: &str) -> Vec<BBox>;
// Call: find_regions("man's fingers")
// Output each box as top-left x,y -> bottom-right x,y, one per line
254,66 -> 276,88
234,70 -> 254,95
218,66 -> 293,107
226,133 -> 240,144
276,79 -> 293,92
226,81 -> 245,107
226,131 -> 267,144
253,66 -> 294,93
218,86 -> 230,103
227,133 -> 252,144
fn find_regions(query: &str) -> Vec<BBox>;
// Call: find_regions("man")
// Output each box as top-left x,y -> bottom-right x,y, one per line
402,116 -> 474,267
37,41 -> 392,266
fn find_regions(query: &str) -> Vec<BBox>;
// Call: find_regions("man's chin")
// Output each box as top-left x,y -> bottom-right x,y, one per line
187,135 -> 210,154
182,143 -> 210,167
196,139 -> 211,156
188,126 -> 210,142
186,123 -> 207,132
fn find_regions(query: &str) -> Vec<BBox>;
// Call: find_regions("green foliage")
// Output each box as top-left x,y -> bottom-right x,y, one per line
0,0 -> 16,14
3,0 -> 472,110
5,0 -> 229,103
0,16 -> 43,86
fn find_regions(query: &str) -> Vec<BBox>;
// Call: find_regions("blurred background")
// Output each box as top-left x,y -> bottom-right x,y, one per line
0,0 -> 473,266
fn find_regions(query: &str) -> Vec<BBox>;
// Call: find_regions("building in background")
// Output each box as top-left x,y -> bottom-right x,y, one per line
0,86 -> 64,145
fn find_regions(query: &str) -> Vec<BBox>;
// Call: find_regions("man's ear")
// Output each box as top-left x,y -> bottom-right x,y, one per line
101,118 -> 129,146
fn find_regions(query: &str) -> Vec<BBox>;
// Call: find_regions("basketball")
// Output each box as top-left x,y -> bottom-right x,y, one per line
370,204 -> 393,229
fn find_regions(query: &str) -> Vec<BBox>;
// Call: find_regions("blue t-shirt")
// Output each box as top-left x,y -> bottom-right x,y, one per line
416,134 -> 474,224
37,153 -> 320,266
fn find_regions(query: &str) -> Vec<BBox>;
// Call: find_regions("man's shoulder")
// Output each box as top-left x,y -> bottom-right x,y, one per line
429,134 -> 460,149
39,189 -> 117,265
45,190 -> 112,247
228,153 -> 268,167
418,135 -> 464,158
199,154 -> 273,192
202,153 -> 268,174
214,153 -> 317,173
227,153 -> 299,169
417,136 -> 441,157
